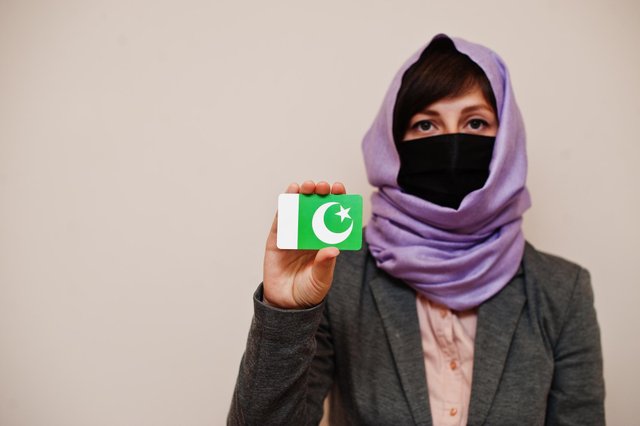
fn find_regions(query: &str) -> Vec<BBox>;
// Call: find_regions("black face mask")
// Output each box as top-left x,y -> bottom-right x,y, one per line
396,133 -> 495,209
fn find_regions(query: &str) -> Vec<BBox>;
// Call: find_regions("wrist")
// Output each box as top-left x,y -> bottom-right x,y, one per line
260,285 -> 321,310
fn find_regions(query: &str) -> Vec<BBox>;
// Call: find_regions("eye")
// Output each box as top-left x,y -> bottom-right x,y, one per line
468,119 -> 488,130
414,120 -> 433,132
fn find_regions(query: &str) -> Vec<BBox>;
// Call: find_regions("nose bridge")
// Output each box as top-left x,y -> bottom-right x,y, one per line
441,112 -> 460,134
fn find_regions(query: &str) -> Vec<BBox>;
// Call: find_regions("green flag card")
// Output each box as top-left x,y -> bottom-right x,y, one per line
277,194 -> 363,250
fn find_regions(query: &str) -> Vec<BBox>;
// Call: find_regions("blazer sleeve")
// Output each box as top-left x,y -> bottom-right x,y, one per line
227,284 -> 335,426
545,267 -> 606,425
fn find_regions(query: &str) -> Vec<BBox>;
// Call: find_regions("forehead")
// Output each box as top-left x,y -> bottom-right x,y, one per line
420,86 -> 495,114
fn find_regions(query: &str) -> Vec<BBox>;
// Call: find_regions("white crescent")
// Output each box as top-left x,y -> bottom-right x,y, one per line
311,202 -> 353,245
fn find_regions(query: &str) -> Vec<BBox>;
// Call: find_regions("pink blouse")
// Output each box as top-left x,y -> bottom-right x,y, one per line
416,294 -> 478,426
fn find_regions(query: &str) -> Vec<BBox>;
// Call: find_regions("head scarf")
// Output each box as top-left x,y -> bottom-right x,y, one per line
363,34 -> 531,311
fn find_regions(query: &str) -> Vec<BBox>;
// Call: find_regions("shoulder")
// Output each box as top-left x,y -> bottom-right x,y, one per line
522,240 -> 592,300
521,241 -> 596,343
523,241 -> 586,280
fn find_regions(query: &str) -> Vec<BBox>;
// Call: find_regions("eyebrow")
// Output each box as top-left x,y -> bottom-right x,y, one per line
460,105 -> 494,115
419,104 -> 494,116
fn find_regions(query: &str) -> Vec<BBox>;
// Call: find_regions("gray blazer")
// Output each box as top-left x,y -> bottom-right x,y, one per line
228,242 -> 605,425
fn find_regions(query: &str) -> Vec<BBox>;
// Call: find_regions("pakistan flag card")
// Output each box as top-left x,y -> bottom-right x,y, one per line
277,194 -> 363,250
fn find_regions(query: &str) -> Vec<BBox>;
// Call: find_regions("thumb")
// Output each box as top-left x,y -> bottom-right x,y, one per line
293,248 -> 340,308
311,247 -> 340,289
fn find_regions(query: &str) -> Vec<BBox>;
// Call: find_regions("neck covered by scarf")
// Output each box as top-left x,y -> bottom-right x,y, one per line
362,35 -> 531,311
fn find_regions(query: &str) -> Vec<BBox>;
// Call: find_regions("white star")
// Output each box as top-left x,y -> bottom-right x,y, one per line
335,205 -> 352,222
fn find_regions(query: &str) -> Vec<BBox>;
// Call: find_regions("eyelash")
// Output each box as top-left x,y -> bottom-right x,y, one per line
413,120 -> 433,131
468,119 -> 489,129
411,118 -> 490,132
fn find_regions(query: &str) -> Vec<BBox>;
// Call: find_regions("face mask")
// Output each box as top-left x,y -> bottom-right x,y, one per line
396,133 -> 495,209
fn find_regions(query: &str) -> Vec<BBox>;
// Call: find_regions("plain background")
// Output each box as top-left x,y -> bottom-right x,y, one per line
1,0 -> 638,424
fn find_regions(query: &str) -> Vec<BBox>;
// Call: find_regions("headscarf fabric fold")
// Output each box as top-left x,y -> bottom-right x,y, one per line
363,34 -> 531,311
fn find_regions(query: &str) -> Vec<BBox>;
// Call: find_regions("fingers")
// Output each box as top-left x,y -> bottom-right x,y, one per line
307,247 -> 340,303
312,247 -> 340,286
293,180 -> 347,195
285,182 -> 300,194
316,247 -> 340,262
313,247 -> 340,286
331,182 -> 346,194
300,180 -> 315,194
315,181 -> 330,195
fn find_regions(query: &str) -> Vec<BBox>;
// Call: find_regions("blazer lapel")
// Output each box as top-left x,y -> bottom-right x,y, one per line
369,266 -> 433,426
467,268 -> 526,426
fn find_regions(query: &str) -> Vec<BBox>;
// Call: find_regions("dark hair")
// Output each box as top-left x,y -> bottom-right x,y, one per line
392,37 -> 498,143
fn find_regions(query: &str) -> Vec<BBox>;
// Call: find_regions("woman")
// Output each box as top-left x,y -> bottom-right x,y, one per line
228,35 -> 605,425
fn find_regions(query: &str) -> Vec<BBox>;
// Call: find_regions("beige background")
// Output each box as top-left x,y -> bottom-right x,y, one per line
1,0 -> 638,424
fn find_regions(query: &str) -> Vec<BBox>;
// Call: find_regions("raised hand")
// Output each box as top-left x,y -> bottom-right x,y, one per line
262,180 -> 346,309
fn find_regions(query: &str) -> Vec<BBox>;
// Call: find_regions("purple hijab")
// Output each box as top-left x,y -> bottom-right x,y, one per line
363,34 -> 531,311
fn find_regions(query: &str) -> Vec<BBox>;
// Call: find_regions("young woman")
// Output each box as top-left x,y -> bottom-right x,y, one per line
228,35 -> 605,425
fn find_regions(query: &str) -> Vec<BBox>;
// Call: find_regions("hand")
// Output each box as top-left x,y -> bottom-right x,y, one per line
262,180 -> 346,309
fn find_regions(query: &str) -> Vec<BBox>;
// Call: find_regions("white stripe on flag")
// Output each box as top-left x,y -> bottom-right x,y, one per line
277,194 -> 299,249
